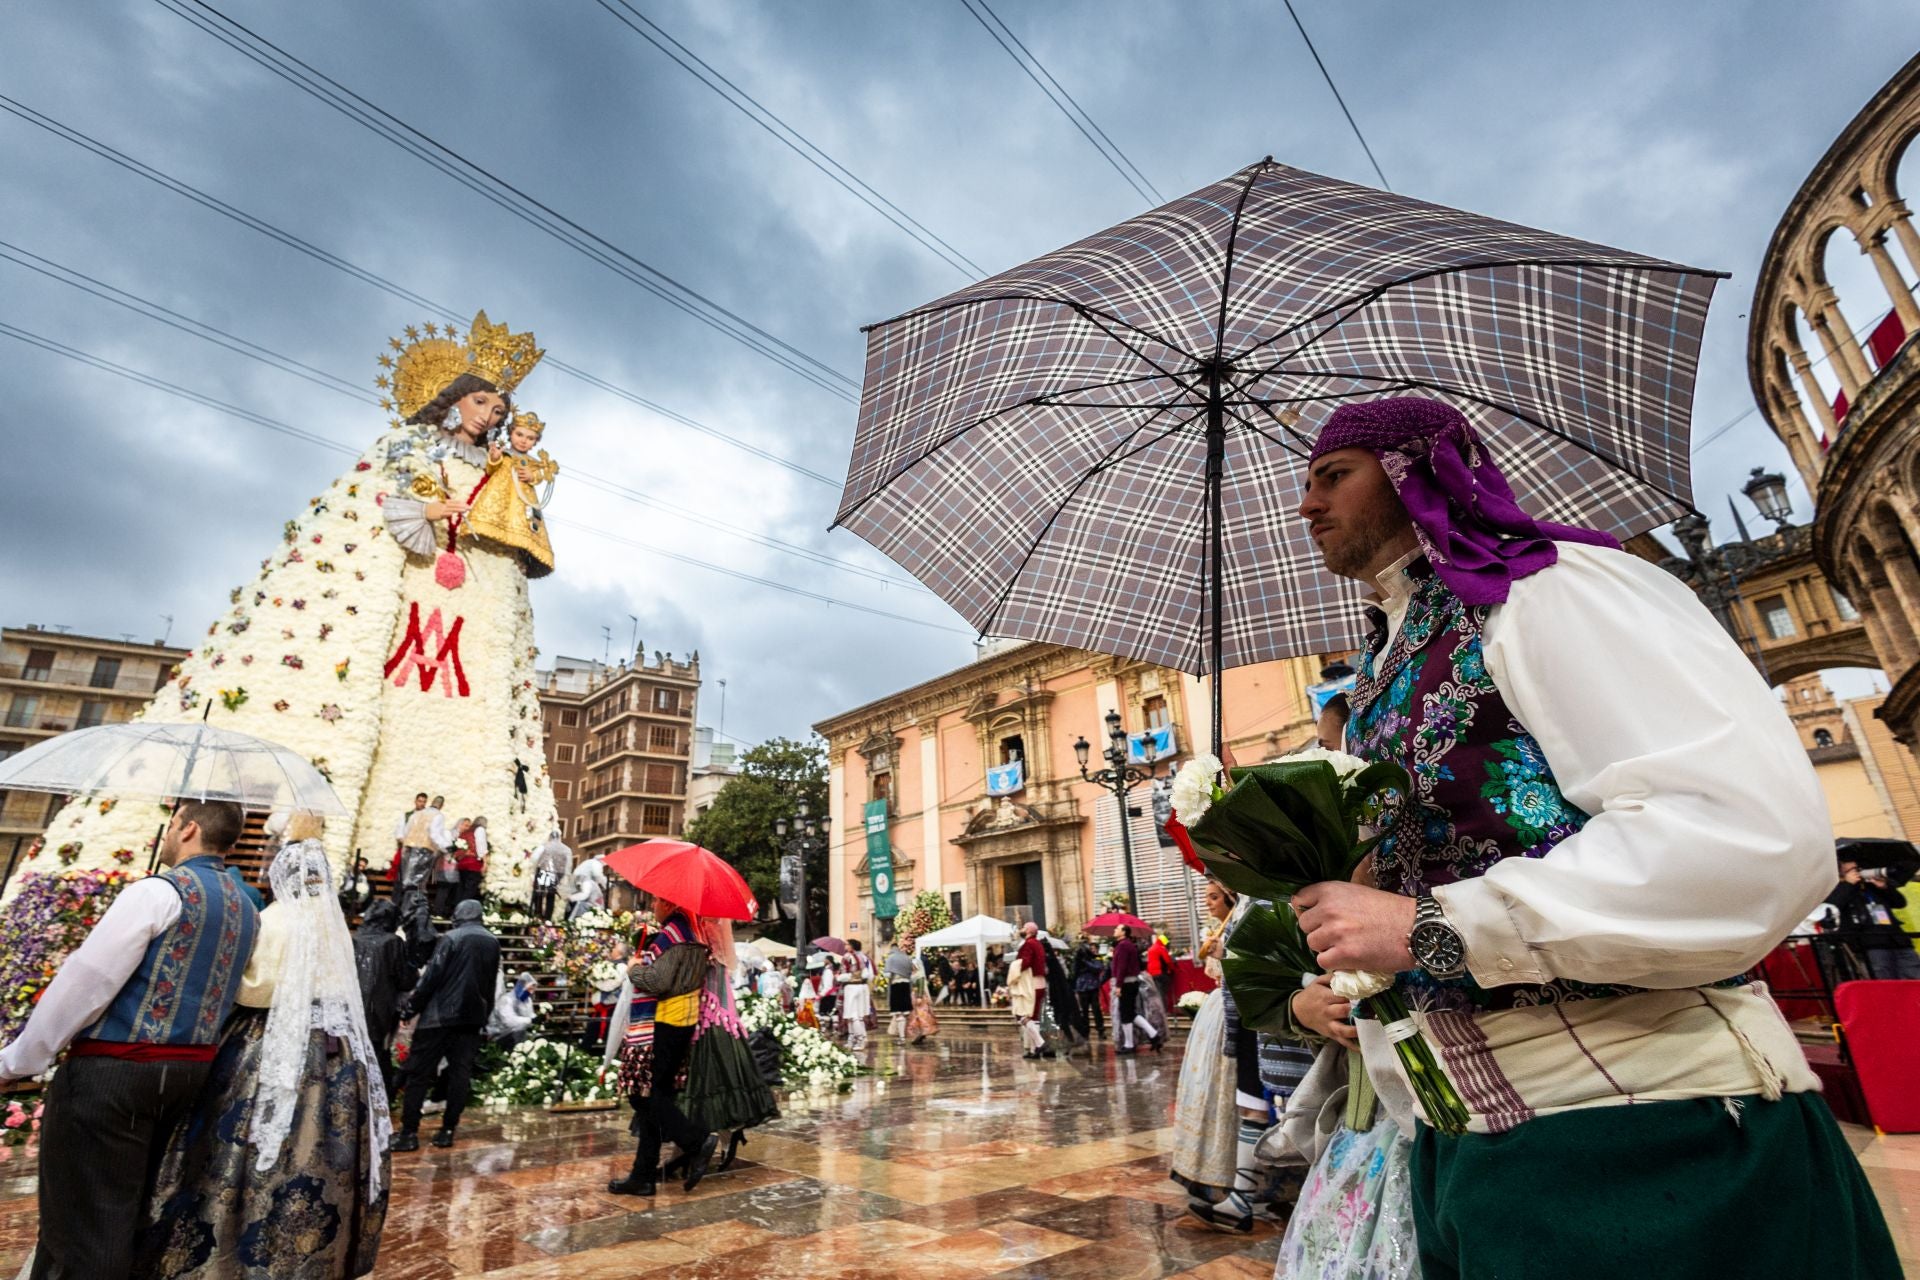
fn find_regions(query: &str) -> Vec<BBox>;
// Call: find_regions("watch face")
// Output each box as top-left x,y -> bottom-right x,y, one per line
1411,921 -> 1465,974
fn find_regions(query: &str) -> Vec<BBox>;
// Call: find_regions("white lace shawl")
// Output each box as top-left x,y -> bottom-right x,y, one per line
251,839 -> 392,1198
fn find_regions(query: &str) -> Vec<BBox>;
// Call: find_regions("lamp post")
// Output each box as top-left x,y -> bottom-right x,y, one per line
775,798 -> 822,959
1665,470 -> 1795,687
1075,709 -> 1166,914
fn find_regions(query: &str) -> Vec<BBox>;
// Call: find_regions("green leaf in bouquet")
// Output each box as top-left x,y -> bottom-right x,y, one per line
1221,903 -> 1320,1034
1342,760 -> 1411,822
1187,778 -> 1324,898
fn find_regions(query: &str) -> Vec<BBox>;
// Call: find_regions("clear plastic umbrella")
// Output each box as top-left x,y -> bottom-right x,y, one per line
0,722 -> 348,815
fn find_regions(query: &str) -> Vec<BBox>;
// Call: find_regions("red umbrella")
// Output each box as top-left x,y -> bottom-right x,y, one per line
604,840 -> 756,921
810,936 -> 848,956
1083,911 -> 1151,937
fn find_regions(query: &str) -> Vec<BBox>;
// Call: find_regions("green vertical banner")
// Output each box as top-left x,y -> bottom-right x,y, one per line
864,799 -> 898,918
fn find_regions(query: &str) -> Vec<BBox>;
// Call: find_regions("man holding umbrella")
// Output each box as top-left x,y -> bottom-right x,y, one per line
0,800 -> 259,1279
1286,397 -> 1898,1276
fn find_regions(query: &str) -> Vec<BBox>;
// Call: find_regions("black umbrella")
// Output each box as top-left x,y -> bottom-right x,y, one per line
834,159 -> 1724,753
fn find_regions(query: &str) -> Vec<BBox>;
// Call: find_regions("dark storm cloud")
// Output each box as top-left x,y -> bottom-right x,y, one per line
5,0 -> 1917,739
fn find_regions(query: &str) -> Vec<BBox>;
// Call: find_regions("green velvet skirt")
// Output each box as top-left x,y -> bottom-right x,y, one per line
682,1026 -> 778,1134
1409,1092 -> 1901,1280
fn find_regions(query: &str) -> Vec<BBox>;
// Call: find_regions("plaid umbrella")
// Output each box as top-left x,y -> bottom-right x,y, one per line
834,159 -> 1724,750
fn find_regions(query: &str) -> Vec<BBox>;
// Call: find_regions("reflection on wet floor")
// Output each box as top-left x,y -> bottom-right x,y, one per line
0,1033 -> 1914,1276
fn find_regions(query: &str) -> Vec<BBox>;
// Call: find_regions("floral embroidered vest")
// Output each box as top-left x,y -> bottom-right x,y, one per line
1348,563 -> 1642,1013
87,856 -> 259,1045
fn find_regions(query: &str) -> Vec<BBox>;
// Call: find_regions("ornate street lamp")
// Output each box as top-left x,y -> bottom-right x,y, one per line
1742,467 -> 1793,527
1075,709 -> 1164,912
776,800 -> 822,957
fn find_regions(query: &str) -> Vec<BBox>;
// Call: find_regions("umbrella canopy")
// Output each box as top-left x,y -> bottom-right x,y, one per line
603,840 -> 756,921
1083,911 -> 1151,937
810,936 -> 849,956
750,937 -> 797,960
734,941 -> 771,973
914,913 -> 1017,982
837,158 -> 1722,749
0,722 -> 347,815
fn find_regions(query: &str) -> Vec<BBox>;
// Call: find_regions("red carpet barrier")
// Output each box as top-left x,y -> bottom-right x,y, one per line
1833,979 -> 1920,1134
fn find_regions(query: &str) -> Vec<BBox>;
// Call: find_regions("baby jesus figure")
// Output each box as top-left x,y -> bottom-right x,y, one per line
464,410 -> 560,576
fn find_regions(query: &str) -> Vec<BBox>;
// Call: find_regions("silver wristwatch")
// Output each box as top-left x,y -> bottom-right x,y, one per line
1409,895 -> 1468,980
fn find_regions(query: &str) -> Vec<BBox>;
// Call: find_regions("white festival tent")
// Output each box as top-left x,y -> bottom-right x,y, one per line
913,913 -> 1016,980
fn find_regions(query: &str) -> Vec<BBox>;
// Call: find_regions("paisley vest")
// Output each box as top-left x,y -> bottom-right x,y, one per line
1348,563 -> 1644,1013
88,855 -> 259,1045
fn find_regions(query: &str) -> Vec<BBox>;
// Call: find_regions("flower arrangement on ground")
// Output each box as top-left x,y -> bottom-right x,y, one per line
0,869 -> 144,1053
893,888 -> 953,950
737,992 -> 860,1087
525,907 -> 643,990
1175,748 -> 1470,1136
1175,989 -> 1207,1015
473,1037 -> 621,1108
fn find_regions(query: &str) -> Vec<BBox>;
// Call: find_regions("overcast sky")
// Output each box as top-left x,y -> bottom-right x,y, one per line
5,1 -> 1917,744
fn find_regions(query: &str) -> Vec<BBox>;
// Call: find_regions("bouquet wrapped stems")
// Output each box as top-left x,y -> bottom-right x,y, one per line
1365,987 -> 1470,1137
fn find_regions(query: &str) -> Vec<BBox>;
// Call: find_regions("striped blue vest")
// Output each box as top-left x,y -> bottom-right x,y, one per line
87,856 -> 259,1046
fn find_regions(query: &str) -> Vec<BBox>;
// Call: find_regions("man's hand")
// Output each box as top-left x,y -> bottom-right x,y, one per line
1291,975 -> 1358,1048
1292,880 -> 1417,973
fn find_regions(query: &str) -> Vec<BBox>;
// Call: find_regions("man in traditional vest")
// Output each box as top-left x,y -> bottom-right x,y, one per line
1287,398 -> 1899,1276
0,798 -> 259,1279
394,792 -> 447,897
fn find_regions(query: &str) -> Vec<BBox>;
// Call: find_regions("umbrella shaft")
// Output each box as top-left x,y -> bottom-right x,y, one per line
1205,371 -> 1226,758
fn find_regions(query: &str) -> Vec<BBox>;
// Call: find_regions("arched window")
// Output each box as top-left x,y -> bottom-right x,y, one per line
1813,728 -> 1835,748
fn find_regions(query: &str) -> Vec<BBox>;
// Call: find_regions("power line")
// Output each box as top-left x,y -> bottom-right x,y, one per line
0,245 -> 916,588
0,320 -> 958,631
0,94 -> 842,486
593,0 -> 984,278
956,0 -> 1160,207
0,239 -> 372,404
966,0 -> 1162,204
156,0 -> 860,402
1281,0 -> 1390,192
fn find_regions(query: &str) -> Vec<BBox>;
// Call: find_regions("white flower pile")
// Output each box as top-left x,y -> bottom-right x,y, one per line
1176,990 -> 1207,1010
476,1037 -> 618,1108
1170,753 -> 1225,826
1328,969 -> 1396,1000
737,992 -> 860,1087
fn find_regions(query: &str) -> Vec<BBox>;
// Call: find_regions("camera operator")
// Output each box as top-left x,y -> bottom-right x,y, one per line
1825,856 -> 1920,981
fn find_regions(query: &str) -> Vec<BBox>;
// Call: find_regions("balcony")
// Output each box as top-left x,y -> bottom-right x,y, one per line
0,664 -> 166,696
2,712 -> 73,736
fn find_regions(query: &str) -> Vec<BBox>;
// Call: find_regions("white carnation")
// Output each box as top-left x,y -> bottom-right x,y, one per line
1328,969 -> 1395,1000
1170,754 -> 1224,826
1279,745 -> 1370,780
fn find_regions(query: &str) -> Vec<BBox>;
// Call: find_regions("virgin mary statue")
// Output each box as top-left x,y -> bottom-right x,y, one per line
34,312 -> 562,898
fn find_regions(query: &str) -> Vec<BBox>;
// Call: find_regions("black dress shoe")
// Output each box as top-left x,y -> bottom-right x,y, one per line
431,1127 -> 456,1148
607,1175 -> 656,1196
1188,1198 -> 1255,1233
682,1132 -> 720,1193
393,1131 -> 420,1153
717,1130 -> 746,1172
662,1153 -> 688,1180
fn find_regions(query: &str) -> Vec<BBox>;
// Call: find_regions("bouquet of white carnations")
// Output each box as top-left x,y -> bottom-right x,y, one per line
1175,747 -> 1469,1137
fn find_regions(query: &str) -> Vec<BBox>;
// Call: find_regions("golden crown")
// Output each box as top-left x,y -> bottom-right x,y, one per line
511,411 -> 546,440
374,310 -> 544,418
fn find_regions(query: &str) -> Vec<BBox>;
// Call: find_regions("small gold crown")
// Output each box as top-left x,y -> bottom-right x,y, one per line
511,411 -> 546,440
376,311 -> 544,418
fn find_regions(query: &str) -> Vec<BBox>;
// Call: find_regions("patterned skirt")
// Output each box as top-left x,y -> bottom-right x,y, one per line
1273,1116 -> 1420,1280
133,1009 -> 389,1280
1168,988 -> 1238,1197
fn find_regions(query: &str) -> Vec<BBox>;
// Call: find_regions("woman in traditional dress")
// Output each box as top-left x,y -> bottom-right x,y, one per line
608,900 -> 717,1197
661,914 -> 778,1176
1170,882 -> 1241,1211
134,814 -> 390,1279
34,313 -> 561,900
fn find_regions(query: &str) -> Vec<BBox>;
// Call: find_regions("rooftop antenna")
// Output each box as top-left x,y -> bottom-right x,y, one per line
159,613 -> 174,646
600,625 -> 612,669
717,678 -> 728,739
628,614 -> 639,661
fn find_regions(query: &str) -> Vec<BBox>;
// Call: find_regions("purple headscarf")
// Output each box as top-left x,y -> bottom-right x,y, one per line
1309,397 -> 1620,606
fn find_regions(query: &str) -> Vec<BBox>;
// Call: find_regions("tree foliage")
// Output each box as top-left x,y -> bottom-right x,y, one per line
684,736 -> 830,941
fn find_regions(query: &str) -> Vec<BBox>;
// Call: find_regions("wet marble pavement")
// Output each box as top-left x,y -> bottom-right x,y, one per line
0,1033 -> 1915,1276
